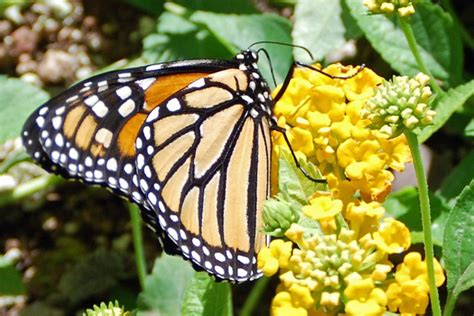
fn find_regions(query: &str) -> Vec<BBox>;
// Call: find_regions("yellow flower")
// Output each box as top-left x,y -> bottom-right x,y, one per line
257,240 -> 293,276
395,252 -> 445,287
386,252 -> 445,314
271,291 -> 308,316
273,64 -> 411,205
363,0 -> 416,17
344,278 -> 387,316
288,283 -> 315,309
373,218 -> 411,254
386,280 -> 429,314
302,194 -> 343,220
345,201 -> 385,237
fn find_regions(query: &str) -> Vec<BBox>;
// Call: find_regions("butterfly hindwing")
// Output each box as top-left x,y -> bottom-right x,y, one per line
136,62 -> 273,281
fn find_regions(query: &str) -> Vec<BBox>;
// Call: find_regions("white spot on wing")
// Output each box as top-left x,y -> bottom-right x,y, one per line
92,101 -> 108,117
146,64 -> 162,71
136,77 -> 156,90
84,95 -> 99,106
36,116 -> 45,127
52,116 -> 62,130
118,99 -> 135,117
106,158 -> 117,171
95,128 -> 113,148
188,78 -> 205,89
166,98 -> 181,112
116,86 -> 132,99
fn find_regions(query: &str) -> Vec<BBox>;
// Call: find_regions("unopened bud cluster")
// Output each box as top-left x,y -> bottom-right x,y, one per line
279,228 -> 382,310
362,73 -> 435,138
363,0 -> 416,17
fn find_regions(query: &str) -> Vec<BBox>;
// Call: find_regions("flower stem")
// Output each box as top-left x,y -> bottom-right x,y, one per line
0,174 -> 63,207
239,276 -> 271,316
443,291 -> 456,316
405,131 -> 441,316
398,17 -> 443,96
128,203 -> 147,290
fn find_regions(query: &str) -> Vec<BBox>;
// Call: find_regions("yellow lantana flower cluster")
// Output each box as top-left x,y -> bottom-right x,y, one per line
272,64 -> 411,202
259,64 -> 444,316
363,0 -> 416,17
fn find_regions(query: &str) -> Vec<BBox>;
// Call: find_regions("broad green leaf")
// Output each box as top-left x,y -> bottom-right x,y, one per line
346,1 -> 463,87
175,0 -> 257,14
143,8 -> 292,87
0,76 -> 49,144
181,272 -> 232,316
137,254 -> 195,315
418,80 -> 474,143
451,261 -> 474,302
384,186 -> 450,246
190,12 -> 293,86
465,119 -> 474,137
0,255 -> 26,295
263,150 -> 323,237
340,0 -> 362,39
142,12 -> 232,63
436,150 -> 474,208
277,149 -> 325,207
443,179 -> 474,291
120,0 -> 165,15
292,0 -> 346,63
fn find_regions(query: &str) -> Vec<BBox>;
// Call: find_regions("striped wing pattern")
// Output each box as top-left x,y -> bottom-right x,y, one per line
21,50 -> 273,282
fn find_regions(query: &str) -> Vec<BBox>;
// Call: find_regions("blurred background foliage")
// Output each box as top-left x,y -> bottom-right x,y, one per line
0,0 -> 472,315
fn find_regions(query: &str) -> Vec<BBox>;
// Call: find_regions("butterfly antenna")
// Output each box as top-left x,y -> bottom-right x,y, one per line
248,41 -> 314,61
296,62 -> 365,80
256,48 -> 277,87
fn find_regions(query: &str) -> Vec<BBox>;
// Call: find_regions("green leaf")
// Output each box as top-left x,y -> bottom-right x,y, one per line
142,12 -> 232,63
464,119 -> 474,137
181,272 -> 232,316
277,149 -> 325,207
418,80 -> 474,143
0,76 -> 49,144
436,150 -> 474,208
137,254 -> 195,315
0,255 -> 26,295
384,186 -> 450,246
345,1 -> 463,87
190,12 -> 293,85
174,0 -> 257,14
443,179 -> 474,291
451,261 -> 474,300
292,0 -> 346,62
120,0 -> 165,15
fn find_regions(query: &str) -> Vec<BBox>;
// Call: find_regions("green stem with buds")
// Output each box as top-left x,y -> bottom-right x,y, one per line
398,17 -> 443,96
405,131 -> 441,316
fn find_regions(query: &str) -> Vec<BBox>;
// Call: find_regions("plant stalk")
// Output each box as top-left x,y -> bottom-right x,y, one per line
0,174 -> 62,207
239,276 -> 271,316
398,17 -> 443,96
405,131 -> 441,316
128,203 -> 147,290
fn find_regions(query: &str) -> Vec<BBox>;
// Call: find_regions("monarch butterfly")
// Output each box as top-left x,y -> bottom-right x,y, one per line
22,45 -> 353,282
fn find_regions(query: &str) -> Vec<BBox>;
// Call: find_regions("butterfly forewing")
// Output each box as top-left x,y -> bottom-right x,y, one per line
22,51 -> 273,282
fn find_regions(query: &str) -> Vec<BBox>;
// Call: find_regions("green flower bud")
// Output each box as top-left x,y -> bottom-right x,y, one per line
262,198 -> 299,236
362,73 -> 435,138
